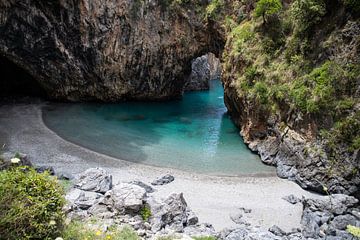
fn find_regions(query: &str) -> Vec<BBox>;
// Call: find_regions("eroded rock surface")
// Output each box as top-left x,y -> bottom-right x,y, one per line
65,168 -> 360,239
0,0 -> 222,101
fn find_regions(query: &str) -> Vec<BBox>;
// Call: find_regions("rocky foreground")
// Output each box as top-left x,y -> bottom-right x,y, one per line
1,149 -> 360,239
65,168 -> 359,240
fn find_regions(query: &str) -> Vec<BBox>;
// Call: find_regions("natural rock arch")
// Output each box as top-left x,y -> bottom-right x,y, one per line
0,0 -> 225,101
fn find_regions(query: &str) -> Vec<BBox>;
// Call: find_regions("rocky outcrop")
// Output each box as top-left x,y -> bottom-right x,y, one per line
222,3 -> 360,198
0,0 -> 223,101
301,194 -> 360,239
59,168 -> 360,239
65,168 -> 214,239
184,53 -> 221,91
184,55 -> 211,91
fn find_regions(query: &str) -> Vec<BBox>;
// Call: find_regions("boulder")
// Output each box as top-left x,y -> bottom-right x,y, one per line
129,180 -> 155,193
269,225 -> 286,237
36,166 -> 55,175
109,183 -> 147,213
303,194 -> 358,215
183,223 -> 216,238
282,194 -> 301,204
149,193 -> 188,232
151,174 -> 175,186
75,168 -> 112,194
74,191 -> 104,210
329,214 -> 358,230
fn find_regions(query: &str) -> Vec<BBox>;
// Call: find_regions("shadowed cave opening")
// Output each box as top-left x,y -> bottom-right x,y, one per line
0,55 -> 47,98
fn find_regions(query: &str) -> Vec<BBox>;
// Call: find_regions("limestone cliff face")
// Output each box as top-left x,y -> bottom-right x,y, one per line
0,0 -> 221,101
222,1 -> 360,197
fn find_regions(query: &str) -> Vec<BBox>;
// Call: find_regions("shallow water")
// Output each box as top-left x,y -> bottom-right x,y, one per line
43,80 -> 274,176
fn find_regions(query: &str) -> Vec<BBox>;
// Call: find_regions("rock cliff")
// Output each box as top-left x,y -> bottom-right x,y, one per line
0,0 -> 222,101
222,0 -> 360,197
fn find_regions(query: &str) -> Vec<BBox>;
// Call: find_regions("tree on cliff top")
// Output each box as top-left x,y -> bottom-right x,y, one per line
255,0 -> 282,23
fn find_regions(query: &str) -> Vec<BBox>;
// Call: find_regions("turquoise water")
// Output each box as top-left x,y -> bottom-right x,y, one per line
42,80 -> 274,176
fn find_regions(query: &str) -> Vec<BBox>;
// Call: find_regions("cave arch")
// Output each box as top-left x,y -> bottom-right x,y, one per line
0,55 -> 47,98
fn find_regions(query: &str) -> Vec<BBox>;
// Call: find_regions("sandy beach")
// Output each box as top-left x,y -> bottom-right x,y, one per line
0,100 -> 320,232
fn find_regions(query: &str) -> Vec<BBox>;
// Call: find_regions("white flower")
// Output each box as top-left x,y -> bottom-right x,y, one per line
49,220 -> 56,225
55,237 -> 64,240
10,158 -> 20,164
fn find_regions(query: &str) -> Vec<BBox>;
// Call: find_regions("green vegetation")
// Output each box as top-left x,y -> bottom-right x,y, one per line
193,236 -> 217,240
157,236 -> 216,240
255,0 -> 282,23
0,166 -> 65,240
60,179 -> 73,192
205,0 -> 225,20
343,0 -> 360,14
140,205 -> 152,221
222,0 -> 359,178
61,221 -> 139,240
346,225 -> 360,238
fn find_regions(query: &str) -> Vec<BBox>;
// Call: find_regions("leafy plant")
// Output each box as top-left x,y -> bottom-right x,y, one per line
255,0 -> 282,23
205,0 -> 225,20
61,221 -> 139,240
193,236 -> 217,240
290,0 -> 326,35
140,205 -> 152,221
0,166 -> 65,240
346,225 -> 360,238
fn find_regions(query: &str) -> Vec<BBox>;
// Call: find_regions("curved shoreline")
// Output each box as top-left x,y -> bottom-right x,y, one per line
0,101 -> 320,231
41,103 -> 277,179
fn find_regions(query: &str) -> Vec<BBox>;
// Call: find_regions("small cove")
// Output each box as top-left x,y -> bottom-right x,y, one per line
42,80 -> 274,176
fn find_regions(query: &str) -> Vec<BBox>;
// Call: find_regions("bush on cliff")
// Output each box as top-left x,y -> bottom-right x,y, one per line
0,166 -> 65,239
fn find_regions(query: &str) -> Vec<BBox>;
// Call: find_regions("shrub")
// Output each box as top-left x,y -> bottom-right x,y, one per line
140,205 -> 152,221
205,0 -> 225,20
343,0 -> 360,14
193,237 -> 217,240
0,166 -> 65,240
61,221 -> 139,240
255,0 -> 282,23
290,0 -> 326,35
346,225 -> 360,238
253,82 -> 269,104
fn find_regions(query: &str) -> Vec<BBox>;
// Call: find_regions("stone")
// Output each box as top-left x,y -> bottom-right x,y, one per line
36,166 -> 55,175
330,214 -> 358,230
74,191 -> 104,210
149,193 -> 188,232
230,213 -> 244,225
301,209 -> 322,238
65,188 -> 83,204
239,207 -> 252,214
184,55 -> 211,91
282,194 -> 301,204
303,194 -> 358,215
75,168 -> 112,194
151,174 -> 175,186
183,223 -> 216,238
351,210 -> 360,219
57,172 -> 74,180
269,225 -> 286,236
109,183 -> 146,213
225,228 -> 248,240
129,180 -> 155,193
186,210 -> 199,226
87,203 -> 116,219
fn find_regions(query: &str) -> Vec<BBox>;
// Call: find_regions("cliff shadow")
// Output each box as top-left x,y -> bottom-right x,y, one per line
0,54 -> 47,99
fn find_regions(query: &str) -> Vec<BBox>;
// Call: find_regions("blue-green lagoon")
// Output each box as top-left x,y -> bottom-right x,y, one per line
42,80 -> 274,176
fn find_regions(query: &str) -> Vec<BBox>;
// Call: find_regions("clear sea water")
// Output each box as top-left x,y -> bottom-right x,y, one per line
42,80 -> 274,176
